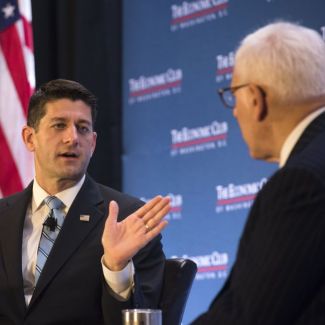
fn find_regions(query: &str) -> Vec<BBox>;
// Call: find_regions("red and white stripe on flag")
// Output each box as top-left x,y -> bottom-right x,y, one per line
0,0 -> 34,198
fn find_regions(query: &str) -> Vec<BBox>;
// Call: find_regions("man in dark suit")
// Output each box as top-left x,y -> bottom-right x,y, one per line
192,22 -> 325,324
0,79 -> 170,325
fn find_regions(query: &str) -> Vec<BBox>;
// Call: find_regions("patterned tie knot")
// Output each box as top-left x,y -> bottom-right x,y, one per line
44,196 -> 64,210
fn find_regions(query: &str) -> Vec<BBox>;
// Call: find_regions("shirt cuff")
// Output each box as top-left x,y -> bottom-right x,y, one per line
101,256 -> 134,301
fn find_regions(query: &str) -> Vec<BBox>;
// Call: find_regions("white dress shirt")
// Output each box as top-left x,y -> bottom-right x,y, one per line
22,175 -> 133,305
279,107 -> 325,167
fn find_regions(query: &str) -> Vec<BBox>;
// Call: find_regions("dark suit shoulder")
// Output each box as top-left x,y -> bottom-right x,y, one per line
89,180 -> 144,221
286,129 -> 325,185
96,183 -> 143,206
96,182 -> 141,202
0,186 -> 31,211
261,163 -> 325,206
245,162 -> 325,234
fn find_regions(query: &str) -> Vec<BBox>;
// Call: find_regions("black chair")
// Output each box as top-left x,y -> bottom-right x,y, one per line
159,258 -> 197,325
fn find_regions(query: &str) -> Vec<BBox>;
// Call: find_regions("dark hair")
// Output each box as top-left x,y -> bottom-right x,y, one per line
27,79 -> 98,130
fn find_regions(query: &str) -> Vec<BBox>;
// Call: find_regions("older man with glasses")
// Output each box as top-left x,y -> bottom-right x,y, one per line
192,21 -> 325,325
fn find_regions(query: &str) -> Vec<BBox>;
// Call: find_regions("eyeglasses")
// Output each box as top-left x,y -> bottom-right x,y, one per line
218,84 -> 266,109
218,84 -> 250,109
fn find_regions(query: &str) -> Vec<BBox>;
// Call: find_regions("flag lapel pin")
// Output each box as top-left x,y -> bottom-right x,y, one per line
80,215 -> 90,222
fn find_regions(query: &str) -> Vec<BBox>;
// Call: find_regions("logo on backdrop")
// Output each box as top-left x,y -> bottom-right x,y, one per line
166,193 -> 183,220
170,0 -> 229,32
141,193 -> 183,221
128,68 -> 182,105
321,26 -> 325,41
216,51 -> 234,84
173,251 -> 229,280
215,178 -> 267,213
170,120 -> 228,156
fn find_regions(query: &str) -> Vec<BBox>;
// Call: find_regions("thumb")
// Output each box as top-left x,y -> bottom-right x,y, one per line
107,200 -> 119,227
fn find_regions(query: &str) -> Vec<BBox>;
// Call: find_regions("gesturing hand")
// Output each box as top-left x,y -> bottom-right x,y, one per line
102,195 -> 170,271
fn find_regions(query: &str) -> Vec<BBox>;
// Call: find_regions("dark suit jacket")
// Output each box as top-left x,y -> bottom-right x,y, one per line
0,176 -> 165,325
192,112 -> 325,325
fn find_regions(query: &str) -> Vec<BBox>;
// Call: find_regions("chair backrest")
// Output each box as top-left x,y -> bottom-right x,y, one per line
159,258 -> 197,325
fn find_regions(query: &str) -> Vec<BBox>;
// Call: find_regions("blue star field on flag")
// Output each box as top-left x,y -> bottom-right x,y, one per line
0,0 -> 20,31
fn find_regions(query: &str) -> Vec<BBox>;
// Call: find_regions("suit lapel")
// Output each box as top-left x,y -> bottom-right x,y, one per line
29,176 -> 107,306
0,184 -> 33,314
287,111 -> 325,162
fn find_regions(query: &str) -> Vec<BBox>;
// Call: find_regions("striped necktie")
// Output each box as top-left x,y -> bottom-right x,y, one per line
35,196 -> 65,285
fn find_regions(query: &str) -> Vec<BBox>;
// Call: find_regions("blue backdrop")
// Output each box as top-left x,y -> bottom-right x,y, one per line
122,1 -> 325,323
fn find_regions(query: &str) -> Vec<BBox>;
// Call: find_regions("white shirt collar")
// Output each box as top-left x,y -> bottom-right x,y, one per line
31,175 -> 86,213
279,107 -> 325,167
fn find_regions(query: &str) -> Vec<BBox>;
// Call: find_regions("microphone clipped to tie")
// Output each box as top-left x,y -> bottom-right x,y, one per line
43,216 -> 57,232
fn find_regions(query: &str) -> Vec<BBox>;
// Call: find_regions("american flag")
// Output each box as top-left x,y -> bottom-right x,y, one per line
0,0 -> 34,198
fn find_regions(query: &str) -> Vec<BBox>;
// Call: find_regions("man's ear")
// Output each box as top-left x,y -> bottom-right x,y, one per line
250,85 -> 267,122
22,126 -> 36,152
91,131 -> 97,156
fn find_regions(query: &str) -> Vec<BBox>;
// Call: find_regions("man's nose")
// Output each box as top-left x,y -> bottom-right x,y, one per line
63,125 -> 79,144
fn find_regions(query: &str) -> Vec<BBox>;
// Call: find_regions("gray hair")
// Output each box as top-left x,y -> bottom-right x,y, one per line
235,22 -> 325,105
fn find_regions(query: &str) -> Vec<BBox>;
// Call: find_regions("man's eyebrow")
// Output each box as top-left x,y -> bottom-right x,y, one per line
49,117 -> 92,125
76,119 -> 92,126
49,117 -> 66,121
